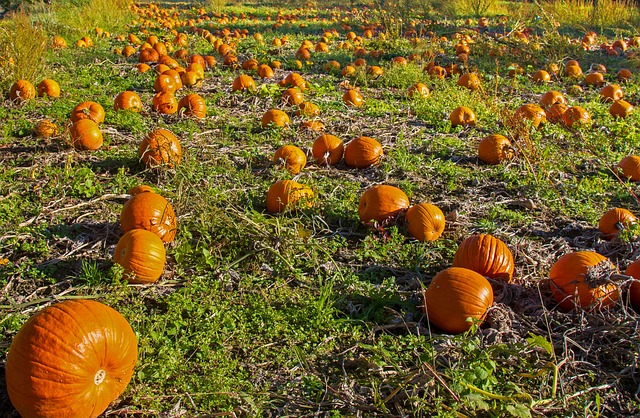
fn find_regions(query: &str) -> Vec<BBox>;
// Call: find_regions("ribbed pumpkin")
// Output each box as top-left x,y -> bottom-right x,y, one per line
539,91 -> 566,108
343,89 -> 364,107
610,100 -> 634,118
281,88 -> 304,106
478,134 -> 513,165
36,79 -> 61,98
266,180 -> 314,213
344,136 -> 383,168
71,101 -> 105,124
618,155 -> 640,181
623,260 -> 640,312
139,129 -> 182,168
407,83 -> 429,98
261,109 -> 290,128
450,106 -> 476,127
600,84 -> 623,102
297,101 -> 321,117
358,184 -> 410,223
598,208 -> 636,239
113,229 -> 166,283
422,267 -> 494,334
405,203 -> 445,241
120,191 -> 177,243
177,94 -> 207,119
312,134 -> 344,166
273,144 -> 307,174
457,73 -> 481,91
515,104 -> 546,128
114,91 -> 143,112
561,106 -> 590,128
70,119 -> 103,150
231,74 -> 256,92
452,234 -> 515,282
154,73 -> 177,93
5,300 -> 138,418
532,69 -> 551,84
9,80 -> 36,102
152,92 -> 178,114
584,72 -> 605,86
257,64 -> 274,79
546,103 -> 568,124
35,120 -> 59,138
549,251 -> 619,311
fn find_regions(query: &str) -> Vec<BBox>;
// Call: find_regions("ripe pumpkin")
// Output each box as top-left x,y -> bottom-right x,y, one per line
449,106 -> 476,127
623,260 -> 640,311
532,70 -> 550,84
561,106 -> 590,128
139,128 -> 182,168
546,103 -> 568,124
427,65 -> 447,79
120,191 -> 177,243
154,73 -> 177,93
452,234 -> 515,282
478,134 -> 513,165
152,91 -> 179,114
584,72 -> 605,86
610,100 -> 633,118
344,136 -> 383,168
457,73 -> 481,91
113,229 -> 166,283
564,64 -> 583,78
296,101 -> 321,117
343,89 -> 364,107
257,64 -> 274,78
616,68 -> 632,82
6,299 -> 137,418
549,251 -> 619,311
52,35 -> 67,48
261,109 -> 290,128
35,120 -> 59,138
232,74 -> 256,92
407,83 -> 429,98
515,104 -> 546,129
342,65 -> 356,77
36,79 -> 61,98
539,91 -> 566,108
70,119 -> 103,150
405,203 -> 445,241
273,144 -> 307,174
312,134 -> 344,165
300,120 -> 325,132
114,91 -> 143,112
9,80 -> 36,102
422,267 -> 494,334
600,84 -> 623,102
617,155 -> 640,181
71,101 -> 105,124
358,184 -> 410,223
598,207 -> 636,239
177,93 -> 207,119
282,88 -> 304,106
266,179 -> 314,213
280,72 -> 307,91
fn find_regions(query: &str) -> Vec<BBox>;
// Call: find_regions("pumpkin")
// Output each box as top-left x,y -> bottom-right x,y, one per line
36,79 -> 61,98
358,184 -> 410,223
623,260 -> 640,311
136,63 -> 151,73
52,35 -> 67,48
5,299 -> 137,418
616,68 -> 632,82
177,94 -> 207,119
478,134 -> 513,165
564,64 -> 583,78
598,208 -> 636,239
257,64 -> 274,79
449,106 -> 476,127
241,58 -> 259,71
70,119 -> 103,150
600,84 -> 623,102
312,134 -> 344,165
539,91 -> 566,108
617,155 -> 640,181
113,229 -> 166,283
300,120 -> 325,132
152,92 -> 178,114
546,103 -> 568,124
532,70 -> 551,84
344,136 -> 383,168
261,109 -> 290,128
422,267 -> 494,334
273,144 -> 307,174
120,191 -> 177,242
139,47 -> 160,63
343,89 -> 364,107
610,100 -> 633,118
280,72 -> 307,91
342,65 -> 356,77
457,73 -> 481,91
114,91 -> 143,112
71,101 -> 105,124
139,128 -> 182,168
266,179 -> 314,213
561,106 -> 590,128
549,251 -> 619,311
452,234 -> 515,282
231,74 -> 256,92
407,83 -> 429,99
427,65 -> 447,79
405,203 -> 445,241
367,65 -> 384,78
297,101 -> 321,117
181,71 -> 200,88
154,73 -> 177,93
127,185 -> 154,196
162,69 -> 183,90
282,88 -> 304,106
9,80 -> 36,102
35,120 -> 59,138
585,72 -> 605,86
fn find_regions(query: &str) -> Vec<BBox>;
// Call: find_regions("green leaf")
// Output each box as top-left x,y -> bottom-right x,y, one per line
506,403 -> 532,418
526,333 -> 554,355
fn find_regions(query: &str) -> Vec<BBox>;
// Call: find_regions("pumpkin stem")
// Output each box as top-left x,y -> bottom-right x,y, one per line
615,221 -> 625,231
94,369 -> 106,385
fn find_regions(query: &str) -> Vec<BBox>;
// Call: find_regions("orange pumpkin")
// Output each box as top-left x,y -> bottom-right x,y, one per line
584,72 -> 605,86
120,191 -> 177,243
36,79 -> 61,98
70,119 -> 103,150
152,92 -> 179,114
564,64 -> 583,78
273,144 -> 307,174
231,74 -> 256,92
561,106 -> 590,128
407,83 -> 430,98
282,88 -> 304,106
539,91 -> 566,108
312,134 -> 344,166
344,136 -> 383,168
600,84 -> 624,102
457,73 -> 481,91
610,100 -> 633,118
422,267 -> 494,334
616,68 -> 632,82
343,89 -> 363,107
177,93 -> 207,119
9,80 -> 36,102
478,134 -> 513,165
598,208 -> 636,239
452,234 -> 515,282
139,128 -> 182,168
623,260 -> 640,311
266,180 -> 314,213
5,300 -> 138,418
71,101 -> 105,124
405,203 -> 445,241
297,101 -> 320,117
515,104 -> 546,129
261,109 -> 290,128
113,229 -> 166,283
549,251 -> 619,311
546,103 -> 568,124
35,120 -> 59,138
617,155 -> 640,181
114,91 -> 143,112
427,65 -> 447,79
449,106 -> 476,127
358,184 -> 410,223
154,73 -> 177,93
532,70 -> 551,84
257,64 -> 274,78
300,120 -> 325,132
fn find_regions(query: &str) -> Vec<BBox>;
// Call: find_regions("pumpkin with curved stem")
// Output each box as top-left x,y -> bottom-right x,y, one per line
452,234 -> 515,282
261,109 -> 290,128
9,80 -> 36,102
120,191 -> 177,243
343,89 -> 364,107
405,203 -> 445,241
71,101 -> 105,124
70,119 -> 103,150
114,91 -> 143,112
344,136 -> 383,168
623,260 -> 640,311
358,184 -> 410,223
457,73 -> 481,91
152,92 -> 178,114
610,100 -> 633,118
422,267 -> 494,334
37,79 -> 61,98
232,74 -> 256,92
450,106 -> 476,127
266,180 -> 314,213
598,208 -> 636,239
600,84 -> 623,102
478,134 -> 513,165
139,129 -> 182,168
113,229 -> 166,283
549,251 -> 619,311
177,94 -> 207,119
6,299 -> 138,418
312,134 -> 343,166
562,106 -> 590,128
273,145 -> 307,174
515,104 -> 546,129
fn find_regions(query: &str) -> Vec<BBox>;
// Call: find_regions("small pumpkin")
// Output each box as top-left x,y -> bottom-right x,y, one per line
561,106 -> 590,128
35,120 -> 59,138
452,234 -> 515,282
266,179 -> 314,213
273,144 -> 307,174
300,120 -> 325,132
344,136 -> 383,168
358,184 -> 410,223
609,100 -> 633,118
312,134 -> 344,166
457,73 -> 481,91
598,207 -> 636,239
546,103 -> 568,124
297,101 -> 320,117
139,128 -> 182,168
120,191 -> 177,243
261,109 -> 290,128
563,64 -> 583,78
114,91 -> 143,112
600,84 -> 624,102
231,74 -> 256,92
152,92 -> 179,114
549,251 -> 619,311
154,73 -> 177,93
113,229 -> 166,284
71,101 -> 105,124
177,93 -> 207,119
405,203 -> 445,241
282,88 -> 305,106
478,134 -> 513,165
616,68 -> 632,82
617,155 -> 640,181
539,91 -> 566,108
585,72 -> 605,86
422,267 -> 494,334
449,106 -> 476,127
343,89 -> 364,107
623,260 -> 640,311
427,65 -> 447,79
532,70 -> 551,84
36,79 -> 61,98
407,82 -> 429,98
9,80 -> 36,102
514,104 -> 546,129
70,119 -> 103,150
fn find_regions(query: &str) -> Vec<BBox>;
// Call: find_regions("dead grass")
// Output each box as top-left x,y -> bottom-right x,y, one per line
540,0 -> 640,31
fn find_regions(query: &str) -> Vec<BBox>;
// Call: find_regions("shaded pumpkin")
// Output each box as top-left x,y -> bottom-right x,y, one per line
71,101 -> 105,124
70,119 -> 103,151
546,103 -> 568,124
297,101 -> 320,117
623,260 -> 640,312
617,155 -> 640,181
120,191 -> 177,243
266,180 -> 314,213
449,106 -> 476,127
407,83 -> 429,98
5,300 -> 138,418
514,104 -> 546,129
452,234 -> 515,282
152,92 -> 178,114
584,72 -> 605,87
343,89 -> 364,107
114,91 -> 143,112
312,134 -> 344,166
36,79 -> 61,98
532,70 -> 550,84
600,84 -> 623,102
598,207 -> 636,239
177,94 -> 207,119
139,128 -> 182,168
561,106 -> 590,128
35,120 -> 59,138
457,73 -> 481,91
300,120 -> 325,132
478,134 -> 513,165
422,267 -> 494,334
113,229 -> 166,284
610,100 -> 633,118
358,184 -> 410,223
405,203 -> 445,241
261,109 -> 290,128
273,144 -> 307,174
344,136 -> 383,168
616,68 -> 632,82
9,80 -> 36,102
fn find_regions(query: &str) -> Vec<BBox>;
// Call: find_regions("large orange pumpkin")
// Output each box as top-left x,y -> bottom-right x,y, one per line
114,91 -> 143,112
152,92 -> 178,114
261,109 -> 290,128
273,144 -> 307,174
36,79 -> 61,98
342,89 -> 364,107
358,184 -> 410,223
344,136 -> 383,168
514,104 -> 546,129
70,119 -> 103,150
139,129 -> 182,168
312,134 -> 344,166
422,267 -> 494,334
457,73 -> 481,91
9,80 -> 36,102
71,101 -> 105,124
113,229 -> 166,283
478,134 -> 513,165
452,234 -> 515,282
450,106 -> 476,127
405,203 -> 445,241
549,251 -> 619,311
5,300 -> 137,418
618,155 -> 640,181
120,191 -> 177,243
598,208 -> 636,239
177,94 -> 207,119
266,180 -> 314,213
231,74 -> 256,92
